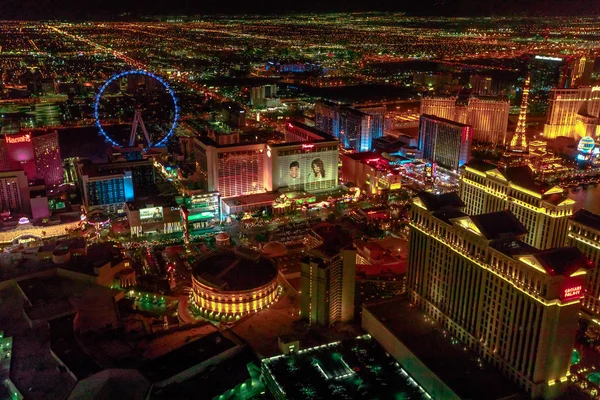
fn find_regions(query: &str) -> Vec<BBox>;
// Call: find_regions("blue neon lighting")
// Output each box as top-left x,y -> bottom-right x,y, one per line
94,70 -> 179,148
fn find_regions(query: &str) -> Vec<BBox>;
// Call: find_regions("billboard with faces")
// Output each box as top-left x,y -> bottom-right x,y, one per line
276,145 -> 337,192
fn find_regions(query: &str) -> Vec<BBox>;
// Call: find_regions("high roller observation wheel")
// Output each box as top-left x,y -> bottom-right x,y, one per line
94,70 -> 179,148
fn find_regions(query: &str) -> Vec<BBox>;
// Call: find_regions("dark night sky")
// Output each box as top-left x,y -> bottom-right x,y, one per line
0,0 -> 598,19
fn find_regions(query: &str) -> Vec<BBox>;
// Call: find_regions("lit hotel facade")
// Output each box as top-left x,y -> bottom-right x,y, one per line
420,95 -> 509,144
418,114 -> 472,171
459,161 -> 573,250
193,121 -> 339,206
567,209 -> 600,318
543,86 -> 600,140
408,192 -> 590,399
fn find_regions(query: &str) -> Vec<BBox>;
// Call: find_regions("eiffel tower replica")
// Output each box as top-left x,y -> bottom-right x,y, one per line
500,75 -> 531,168
129,107 -> 152,148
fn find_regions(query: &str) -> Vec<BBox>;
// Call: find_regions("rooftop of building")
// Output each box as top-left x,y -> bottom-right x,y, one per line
420,113 -> 471,128
126,194 -> 179,211
431,208 -> 468,225
464,159 -> 568,198
191,248 -> 278,291
77,158 -> 153,178
571,209 -> 600,231
50,314 -> 103,380
68,369 -> 151,400
415,191 -> 464,212
194,135 -> 266,149
490,240 -> 539,258
222,192 -> 280,207
533,247 -> 592,277
469,210 -> 528,240
150,346 -> 259,400
463,159 -> 499,173
139,331 -> 236,383
310,223 -> 354,259
86,242 -> 124,269
262,335 -> 432,400
354,240 -> 404,273
277,120 -> 337,143
364,297 -> 524,400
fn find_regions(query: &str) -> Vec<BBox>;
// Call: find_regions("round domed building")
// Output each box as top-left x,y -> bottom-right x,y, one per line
191,248 -> 280,321
261,241 -> 287,258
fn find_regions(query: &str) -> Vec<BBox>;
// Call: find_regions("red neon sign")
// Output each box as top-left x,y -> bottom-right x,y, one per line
302,144 -> 314,149
562,285 -> 583,300
6,134 -> 31,144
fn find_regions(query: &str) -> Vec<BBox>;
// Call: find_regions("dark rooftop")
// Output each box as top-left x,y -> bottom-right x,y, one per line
86,242 -> 124,269
469,210 -> 528,240
416,191 -> 464,212
364,297 -> 524,400
432,208 -> 467,225
421,113 -> 470,128
463,159 -> 498,173
191,249 -> 278,291
490,240 -> 539,257
311,223 -> 353,259
151,347 -> 259,400
139,332 -> 236,383
572,209 -> 600,232
49,314 -> 102,380
533,247 -> 593,277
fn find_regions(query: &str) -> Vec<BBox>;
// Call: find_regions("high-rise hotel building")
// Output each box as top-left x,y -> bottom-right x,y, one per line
314,100 -> 384,152
408,191 -> 591,399
543,86 -> 600,140
0,129 -> 63,187
418,114 -> 472,171
420,95 -> 509,144
300,225 -> 356,326
459,160 -> 573,250
567,209 -> 600,318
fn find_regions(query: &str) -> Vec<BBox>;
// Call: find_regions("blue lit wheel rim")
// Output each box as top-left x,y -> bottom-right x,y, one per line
94,70 -> 179,148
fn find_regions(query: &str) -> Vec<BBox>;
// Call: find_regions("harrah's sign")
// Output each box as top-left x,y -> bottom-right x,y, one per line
5,134 -> 31,144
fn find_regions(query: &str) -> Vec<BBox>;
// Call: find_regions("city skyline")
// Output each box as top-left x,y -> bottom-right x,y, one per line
1,8 -> 600,400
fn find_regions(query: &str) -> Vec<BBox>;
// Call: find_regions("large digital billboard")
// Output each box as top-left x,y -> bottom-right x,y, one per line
275,145 -> 338,192
140,206 -> 164,223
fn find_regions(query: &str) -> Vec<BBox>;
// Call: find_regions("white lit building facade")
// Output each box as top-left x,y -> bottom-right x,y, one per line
543,87 -> 600,140
420,96 -> 509,144
408,191 -> 591,399
459,161 -> 573,250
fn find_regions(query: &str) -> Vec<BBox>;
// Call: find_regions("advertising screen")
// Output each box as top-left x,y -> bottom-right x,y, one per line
276,146 -> 338,192
140,207 -> 164,223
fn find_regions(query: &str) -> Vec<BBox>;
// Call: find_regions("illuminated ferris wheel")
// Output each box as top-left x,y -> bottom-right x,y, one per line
94,70 -> 179,148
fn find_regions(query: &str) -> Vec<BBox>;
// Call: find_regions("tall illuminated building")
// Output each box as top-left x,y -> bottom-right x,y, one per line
420,95 -> 509,144
0,129 -> 62,187
193,137 -> 269,198
0,170 -> 30,214
567,209 -> 600,318
315,101 -> 384,151
315,100 -> 340,138
543,86 -> 600,140
300,225 -> 356,326
527,55 -> 575,114
459,161 -> 573,250
418,114 -> 472,171
409,191 -> 591,399
76,159 -> 152,213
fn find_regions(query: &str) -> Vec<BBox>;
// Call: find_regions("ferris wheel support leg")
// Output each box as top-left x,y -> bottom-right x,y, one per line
129,110 -> 140,147
138,114 -> 152,148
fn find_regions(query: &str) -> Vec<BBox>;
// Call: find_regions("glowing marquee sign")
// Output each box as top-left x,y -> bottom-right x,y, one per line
6,134 -> 31,144
562,285 -> 583,300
